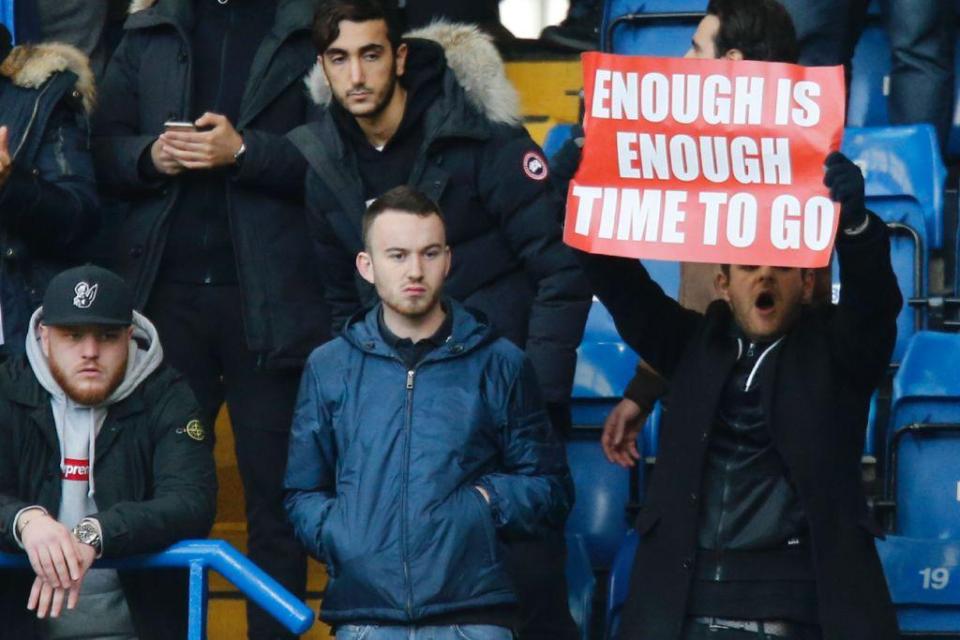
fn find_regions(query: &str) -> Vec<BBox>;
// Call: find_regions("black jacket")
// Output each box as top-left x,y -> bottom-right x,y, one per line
580,215 -> 902,639
0,42 -> 99,353
91,0 -> 328,370
289,23 -> 591,411
0,357 -> 217,640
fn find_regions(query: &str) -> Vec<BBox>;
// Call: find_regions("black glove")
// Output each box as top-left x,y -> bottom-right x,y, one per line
823,151 -> 867,230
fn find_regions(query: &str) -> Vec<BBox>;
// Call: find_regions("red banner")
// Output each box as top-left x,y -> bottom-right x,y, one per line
564,53 -> 845,267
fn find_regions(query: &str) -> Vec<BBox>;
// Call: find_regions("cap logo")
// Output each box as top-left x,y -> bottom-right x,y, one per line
73,282 -> 99,309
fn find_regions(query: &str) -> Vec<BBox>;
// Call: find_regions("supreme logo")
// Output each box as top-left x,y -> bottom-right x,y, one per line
62,458 -> 89,481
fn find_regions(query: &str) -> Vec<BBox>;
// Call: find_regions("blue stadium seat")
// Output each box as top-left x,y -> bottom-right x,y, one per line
604,529 -> 639,640
641,259 -> 681,301
887,332 -> 960,538
543,123 -> 575,160
876,535 -> 960,632
565,433 -> 631,569
838,125 -> 945,363
842,125 -> 944,250
602,0 -> 705,55
573,300 -> 640,436
0,0 -> 14,41
566,533 -> 597,640
846,7 -> 890,129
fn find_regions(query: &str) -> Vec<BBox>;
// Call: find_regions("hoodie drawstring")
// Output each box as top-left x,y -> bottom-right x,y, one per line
87,408 -> 96,498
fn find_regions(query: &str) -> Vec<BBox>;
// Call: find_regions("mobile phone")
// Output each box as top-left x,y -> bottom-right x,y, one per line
164,120 -> 197,132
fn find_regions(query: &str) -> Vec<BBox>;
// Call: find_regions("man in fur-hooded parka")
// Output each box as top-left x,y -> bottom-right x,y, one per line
0,26 -> 99,355
287,4 -> 589,639
290,6 -> 591,437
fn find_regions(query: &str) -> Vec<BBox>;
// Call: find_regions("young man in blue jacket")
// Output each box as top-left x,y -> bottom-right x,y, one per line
284,186 -> 573,640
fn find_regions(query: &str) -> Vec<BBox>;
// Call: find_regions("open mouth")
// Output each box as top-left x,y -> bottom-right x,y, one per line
755,292 -> 775,311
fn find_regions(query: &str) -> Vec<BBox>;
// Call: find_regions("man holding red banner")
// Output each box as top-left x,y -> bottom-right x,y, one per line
562,1 -> 902,637
581,152 -> 901,638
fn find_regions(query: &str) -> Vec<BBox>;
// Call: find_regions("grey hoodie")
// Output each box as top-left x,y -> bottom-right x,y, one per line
25,308 -> 163,640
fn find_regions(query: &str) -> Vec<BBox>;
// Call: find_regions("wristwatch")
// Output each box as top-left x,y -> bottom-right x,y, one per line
73,519 -> 102,555
233,141 -> 246,166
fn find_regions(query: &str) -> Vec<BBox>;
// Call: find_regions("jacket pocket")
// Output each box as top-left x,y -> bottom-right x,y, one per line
320,505 -> 341,577
634,507 -> 661,537
467,487 -> 500,565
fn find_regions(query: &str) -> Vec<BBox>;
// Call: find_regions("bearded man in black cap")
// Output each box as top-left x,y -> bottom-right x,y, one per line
0,265 -> 217,640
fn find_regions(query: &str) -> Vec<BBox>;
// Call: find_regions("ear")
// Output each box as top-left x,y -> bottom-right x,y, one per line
442,246 -> 451,278
800,269 -> 816,304
395,42 -> 408,78
715,269 -> 731,302
39,324 -> 50,358
126,326 -> 135,341
356,251 -> 375,285
723,48 -> 744,61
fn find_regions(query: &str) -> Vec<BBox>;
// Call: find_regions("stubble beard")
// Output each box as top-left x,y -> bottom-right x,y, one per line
49,357 -> 127,406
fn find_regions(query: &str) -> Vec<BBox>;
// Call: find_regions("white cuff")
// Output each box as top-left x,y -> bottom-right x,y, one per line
12,506 -> 49,549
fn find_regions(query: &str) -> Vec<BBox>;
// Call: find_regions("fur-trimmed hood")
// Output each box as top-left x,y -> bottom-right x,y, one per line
306,21 -> 521,126
0,43 -> 96,113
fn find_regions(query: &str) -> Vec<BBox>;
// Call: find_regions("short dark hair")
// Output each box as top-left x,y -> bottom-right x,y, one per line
706,0 -> 799,63
312,0 -> 403,54
362,186 -> 445,247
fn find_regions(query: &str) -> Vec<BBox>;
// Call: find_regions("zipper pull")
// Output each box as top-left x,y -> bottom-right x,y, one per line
747,342 -> 756,357
406,370 -> 415,390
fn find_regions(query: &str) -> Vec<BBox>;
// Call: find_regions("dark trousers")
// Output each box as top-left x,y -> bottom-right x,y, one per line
146,283 -> 306,640
504,531 -> 579,640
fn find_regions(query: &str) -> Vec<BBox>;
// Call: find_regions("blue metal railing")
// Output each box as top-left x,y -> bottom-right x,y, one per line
0,539 -> 315,639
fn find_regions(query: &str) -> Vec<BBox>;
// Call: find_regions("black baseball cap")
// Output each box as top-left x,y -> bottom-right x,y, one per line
41,265 -> 133,327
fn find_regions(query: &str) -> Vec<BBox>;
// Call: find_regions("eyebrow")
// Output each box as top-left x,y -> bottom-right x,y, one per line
384,243 -> 443,253
326,43 -> 384,58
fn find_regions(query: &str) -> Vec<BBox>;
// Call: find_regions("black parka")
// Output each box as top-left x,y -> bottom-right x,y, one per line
0,356 -> 217,640
289,24 -> 591,410
0,42 -> 99,352
91,0 -> 328,370
579,215 -> 902,640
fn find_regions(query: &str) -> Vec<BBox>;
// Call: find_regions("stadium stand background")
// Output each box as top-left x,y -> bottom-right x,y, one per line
4,0 -> 960,637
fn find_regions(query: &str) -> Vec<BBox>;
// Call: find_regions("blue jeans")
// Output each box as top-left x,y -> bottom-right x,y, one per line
336,625 -> 513,640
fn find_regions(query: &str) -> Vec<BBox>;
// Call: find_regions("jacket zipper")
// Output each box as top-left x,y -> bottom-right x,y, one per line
400,367 -> 416,617
712,341 -> 755,580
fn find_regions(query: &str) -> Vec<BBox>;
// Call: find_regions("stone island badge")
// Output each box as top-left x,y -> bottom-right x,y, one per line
182,419 -> 206,442
522,151 -> 548,181
73,282 -> 99,309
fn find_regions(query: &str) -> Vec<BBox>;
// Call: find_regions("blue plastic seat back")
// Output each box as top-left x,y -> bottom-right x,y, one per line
876,535 -> 960,632
0,1 -> 13,40
889,332 -> 960,538
543,123 -> 575,160
847,21 -> 890,129
574,300 -> 640,407
605,529 -> 639,640
566,533 -> 597,640
602,0 -> 705,55
841,125 -> 944,250
641,259 -> 681,301
839,125 -> 945,363
565,433 -> 631,569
